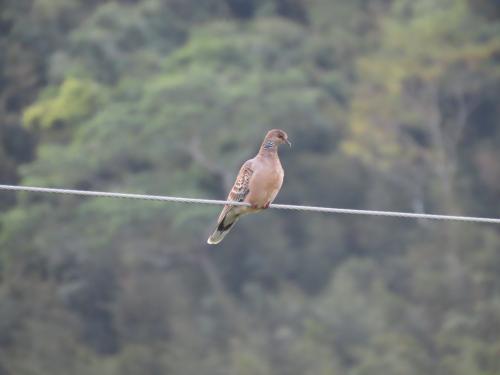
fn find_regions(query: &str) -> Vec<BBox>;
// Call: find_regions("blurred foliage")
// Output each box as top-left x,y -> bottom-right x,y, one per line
23,78 -> 105,131
1,0 -> 500,374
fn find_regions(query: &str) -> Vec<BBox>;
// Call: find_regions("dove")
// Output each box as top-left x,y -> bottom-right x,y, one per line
207,129 -> 291,245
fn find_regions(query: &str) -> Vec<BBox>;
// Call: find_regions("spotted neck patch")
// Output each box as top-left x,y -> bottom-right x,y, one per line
263,140 -> 275,150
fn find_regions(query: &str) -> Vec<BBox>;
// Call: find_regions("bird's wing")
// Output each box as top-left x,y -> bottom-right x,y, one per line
227,159 -> 254,202
215,160 -> 254,223
209,160 -> 254,243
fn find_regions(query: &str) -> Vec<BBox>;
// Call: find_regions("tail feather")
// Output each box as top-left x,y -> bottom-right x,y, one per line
207,209 -> 240,245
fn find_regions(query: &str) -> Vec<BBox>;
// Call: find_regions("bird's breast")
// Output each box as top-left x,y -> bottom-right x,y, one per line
246,159 -> 284,206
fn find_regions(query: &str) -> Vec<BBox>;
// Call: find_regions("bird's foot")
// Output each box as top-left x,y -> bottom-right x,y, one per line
250,203 -> 269,210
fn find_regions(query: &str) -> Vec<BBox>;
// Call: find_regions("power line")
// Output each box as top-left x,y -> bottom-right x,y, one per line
1,184 -> 499,224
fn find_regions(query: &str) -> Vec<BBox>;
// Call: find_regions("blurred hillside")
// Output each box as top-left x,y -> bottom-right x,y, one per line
1,0 -> 500,374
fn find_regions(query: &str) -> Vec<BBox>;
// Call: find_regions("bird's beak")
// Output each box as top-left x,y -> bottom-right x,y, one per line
286,139 -> 292,147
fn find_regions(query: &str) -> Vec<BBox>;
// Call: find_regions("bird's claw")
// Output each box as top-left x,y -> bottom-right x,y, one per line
250,202 -> 270,210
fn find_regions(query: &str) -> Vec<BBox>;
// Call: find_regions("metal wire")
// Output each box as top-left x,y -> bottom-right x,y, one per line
1,184 -> 499,224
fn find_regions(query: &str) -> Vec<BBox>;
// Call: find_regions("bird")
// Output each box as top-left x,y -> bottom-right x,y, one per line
207,129 -> 291,245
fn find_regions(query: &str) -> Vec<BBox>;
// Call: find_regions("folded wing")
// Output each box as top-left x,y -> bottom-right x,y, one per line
208,160 -> 254,244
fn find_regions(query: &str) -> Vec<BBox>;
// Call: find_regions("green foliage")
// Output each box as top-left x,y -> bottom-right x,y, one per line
23,78 -> 104,131
1,0 -> 500,374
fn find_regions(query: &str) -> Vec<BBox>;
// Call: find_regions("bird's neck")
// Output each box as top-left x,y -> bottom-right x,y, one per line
258,139 -> 278,156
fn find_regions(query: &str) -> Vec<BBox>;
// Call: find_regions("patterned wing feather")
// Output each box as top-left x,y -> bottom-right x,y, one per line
227,160 -> 253,202
216,160 -> 253,223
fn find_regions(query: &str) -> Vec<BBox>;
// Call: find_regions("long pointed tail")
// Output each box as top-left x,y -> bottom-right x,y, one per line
207,209 -> 240,245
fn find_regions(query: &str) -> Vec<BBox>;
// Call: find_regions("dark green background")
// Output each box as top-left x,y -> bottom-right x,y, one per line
1,0 -> 500,373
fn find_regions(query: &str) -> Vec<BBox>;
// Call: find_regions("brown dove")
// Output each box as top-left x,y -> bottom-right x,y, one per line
207,129 -> 291,244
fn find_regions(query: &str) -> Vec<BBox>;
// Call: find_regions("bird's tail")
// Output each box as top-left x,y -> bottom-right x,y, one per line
207,208 -> 240,245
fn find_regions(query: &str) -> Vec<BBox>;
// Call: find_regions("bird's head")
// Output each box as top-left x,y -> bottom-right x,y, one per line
265,129 -> 291,147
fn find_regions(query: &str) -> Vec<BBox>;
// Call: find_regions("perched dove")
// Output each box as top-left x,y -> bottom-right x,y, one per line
207,129 -> 291,245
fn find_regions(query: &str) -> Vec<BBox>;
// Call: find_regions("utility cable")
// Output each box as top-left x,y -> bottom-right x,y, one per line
1,184 -> 499,224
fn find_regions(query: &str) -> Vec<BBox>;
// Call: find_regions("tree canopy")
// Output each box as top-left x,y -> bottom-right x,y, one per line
1,0 -> 500,374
